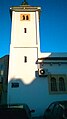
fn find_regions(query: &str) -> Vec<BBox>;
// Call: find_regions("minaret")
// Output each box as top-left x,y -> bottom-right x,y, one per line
7,0 -> 41,114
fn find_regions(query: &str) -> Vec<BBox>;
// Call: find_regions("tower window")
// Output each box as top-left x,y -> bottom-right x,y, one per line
20,14 -> 30,21
24,28 -> 27,33
24,56 -> 27,63
23,15 -> 25,20
26,15 -> 29,20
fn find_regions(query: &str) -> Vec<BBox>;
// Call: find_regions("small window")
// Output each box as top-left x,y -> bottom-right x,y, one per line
48,74 -> 67,94
24,28 -> 27,33
50,77 -> 57,91
23,15 -> 25,20
24,56 -> 27,63
20,14 -> 30,21
20,14 -> 25,21
11,82 -> 19,88
59,77 -> 65,91
26,15 -> 29,20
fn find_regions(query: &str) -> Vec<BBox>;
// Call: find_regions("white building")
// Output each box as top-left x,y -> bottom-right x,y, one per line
7,0 -> 67,116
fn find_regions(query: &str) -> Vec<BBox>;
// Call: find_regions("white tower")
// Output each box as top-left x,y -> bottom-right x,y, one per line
8,1 -> 40,83
7,0 -> 47,116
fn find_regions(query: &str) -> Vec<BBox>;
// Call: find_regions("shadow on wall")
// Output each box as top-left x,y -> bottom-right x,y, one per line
7,52 -> 67,116
7,71 -> 49,116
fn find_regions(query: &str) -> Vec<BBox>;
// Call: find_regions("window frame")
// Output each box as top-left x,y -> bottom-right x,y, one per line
59,77 -> 65,91
50,77 -> 57,92
48,74 -> 67,94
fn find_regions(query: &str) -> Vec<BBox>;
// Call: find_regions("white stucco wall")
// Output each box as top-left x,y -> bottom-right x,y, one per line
8,47 -> 38,84
11,11 -> 40,47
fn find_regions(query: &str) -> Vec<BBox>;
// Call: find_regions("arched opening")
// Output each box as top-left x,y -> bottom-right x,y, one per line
26,15 -> 29,20
23,15 -> 25,20
50,77 -> 57,91
59,77 -> 65,91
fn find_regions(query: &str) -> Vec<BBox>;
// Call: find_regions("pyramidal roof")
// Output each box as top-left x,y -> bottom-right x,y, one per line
21,0 -> 28,6
10,0 -> 41,12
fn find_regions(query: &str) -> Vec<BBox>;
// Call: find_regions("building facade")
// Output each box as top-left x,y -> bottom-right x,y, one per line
7,0 -> 67,116
0,55 -> 9,104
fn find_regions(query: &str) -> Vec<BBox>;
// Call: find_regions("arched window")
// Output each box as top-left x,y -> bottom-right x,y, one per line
50,77 -> 57,91
20,14 -> 30,21
26,15 -> 29,20
59,77 -> 65,91
23,15 -> 25,20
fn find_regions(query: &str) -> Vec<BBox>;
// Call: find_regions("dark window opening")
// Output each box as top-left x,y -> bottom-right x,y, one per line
59,77 -> 65,91
51,77 -> 57,91
24,28 -> 27,33
24,56 -> 27,63
11,82 -> 19,88
23,15 -> 25,20
26,15 -> 29,20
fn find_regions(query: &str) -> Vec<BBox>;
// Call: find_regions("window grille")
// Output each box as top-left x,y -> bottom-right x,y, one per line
59,77 -> 65,91
51,77 -> 57,91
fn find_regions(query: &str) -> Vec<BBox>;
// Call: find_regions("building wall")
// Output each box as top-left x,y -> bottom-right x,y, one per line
0,54 -> 67,116
36,58 -> 67,115
11,11 -> 39,47
8,54 -> 67,116
8,48 -> 38,84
